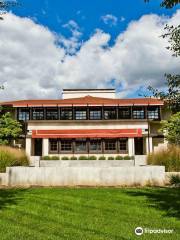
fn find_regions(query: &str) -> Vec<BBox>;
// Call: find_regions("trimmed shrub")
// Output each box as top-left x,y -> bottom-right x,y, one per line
147,145 -> 180,172
108,156 -> 114,160
89,156 -> 97,160
51,156 -> 60,160
70,156 -> 77,160
0,146 -> 29,172
79,156 -> 88,160
61,156 -> 69,160
42,155 -> 51,160
115,155 -> 123,160
123,155 -> 131,160
99,156 -> 106,160
169,174 -> 180,185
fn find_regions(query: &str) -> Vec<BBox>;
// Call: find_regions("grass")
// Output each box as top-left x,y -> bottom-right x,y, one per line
0,146 -> 29,172
147,145 -> 180,172
0,187 -> 179,240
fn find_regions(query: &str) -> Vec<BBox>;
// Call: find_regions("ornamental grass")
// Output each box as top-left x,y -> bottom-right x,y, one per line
147,145 -> 180,172
0,146 -> 29,172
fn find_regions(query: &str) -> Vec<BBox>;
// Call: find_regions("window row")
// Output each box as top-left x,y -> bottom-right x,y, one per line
49,138 -> 128,154
17,106 -> 160,121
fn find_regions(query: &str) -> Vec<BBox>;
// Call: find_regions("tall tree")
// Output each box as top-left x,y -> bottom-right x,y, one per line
0,112 -> 22,145
145,0 -> 180,9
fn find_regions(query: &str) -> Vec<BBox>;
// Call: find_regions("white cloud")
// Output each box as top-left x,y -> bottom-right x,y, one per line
101,14 -> 118,26
0,11 -> 180,100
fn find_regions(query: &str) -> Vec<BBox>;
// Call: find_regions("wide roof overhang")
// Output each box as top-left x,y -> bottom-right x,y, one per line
32,129 -> 142,139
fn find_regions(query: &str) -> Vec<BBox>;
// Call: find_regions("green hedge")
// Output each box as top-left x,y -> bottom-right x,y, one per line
0,146 -> 29,172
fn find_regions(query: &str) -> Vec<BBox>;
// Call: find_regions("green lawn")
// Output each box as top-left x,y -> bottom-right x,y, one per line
0,187 -> 179,240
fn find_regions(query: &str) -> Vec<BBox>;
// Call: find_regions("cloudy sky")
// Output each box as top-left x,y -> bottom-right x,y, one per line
0,0 -> 180,100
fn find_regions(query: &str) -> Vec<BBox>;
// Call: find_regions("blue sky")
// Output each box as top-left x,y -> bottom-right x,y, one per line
0,0 -> 179,100
13,0 -> 177,44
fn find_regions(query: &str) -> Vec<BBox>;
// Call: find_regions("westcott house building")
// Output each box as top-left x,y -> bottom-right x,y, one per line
0,89 -> 168,158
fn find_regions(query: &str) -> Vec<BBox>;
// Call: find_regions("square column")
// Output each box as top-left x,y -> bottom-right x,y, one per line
42,138 -> 49,156
146,137 -> 153,154
25,138 -> 32,157
128,138 -> 135,156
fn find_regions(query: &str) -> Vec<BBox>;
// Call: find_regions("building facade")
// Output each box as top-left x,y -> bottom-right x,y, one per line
1,89 -> 167,158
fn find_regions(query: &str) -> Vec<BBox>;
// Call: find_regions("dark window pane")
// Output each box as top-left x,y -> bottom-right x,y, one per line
89,109 -> 101,120
119,107 -> 131,119
61,140 -> 72,152
75,139 -> 86,152
132,107 -> 145,119
49,139 -> 58,152
105,139 -> 116,151
89,140 -> 101,151
18,108 -> 30,121
46,108 -> 58,120
61,108 -> 72,120
75,109 -> 87,120
32,108 -> 44,120
147,106 -> 159,120
119,139 -> 127,151
104,108 -> 116,119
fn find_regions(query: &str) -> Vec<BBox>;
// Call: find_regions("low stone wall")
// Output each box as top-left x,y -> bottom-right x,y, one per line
5,166 -> 165,187
0,173 -> 8,186
40,160 -> 135,167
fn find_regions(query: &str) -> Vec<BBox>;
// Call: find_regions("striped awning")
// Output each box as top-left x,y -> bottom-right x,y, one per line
32,129 -> 142,139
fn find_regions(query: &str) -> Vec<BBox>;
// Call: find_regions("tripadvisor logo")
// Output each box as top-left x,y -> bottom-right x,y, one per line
135,227 -> 143,236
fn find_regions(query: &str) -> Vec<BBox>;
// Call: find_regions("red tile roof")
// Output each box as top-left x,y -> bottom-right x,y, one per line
0,96 -> 164,107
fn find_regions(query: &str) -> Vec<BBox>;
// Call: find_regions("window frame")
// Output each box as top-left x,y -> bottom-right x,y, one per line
32,108 -> 44,120
89,108 -> 102,120
75,138 -> 87,153
18,108 -> 30,121
75,108 -> 87,120
60,108 -> 73,120
89,139 -> 102,153
60,139 -> 73,153
104,139 -> 117,153
46,108 -> 58,120
49,139 -> 59,154
104,107 -> 117,120
132,107 -> 145,119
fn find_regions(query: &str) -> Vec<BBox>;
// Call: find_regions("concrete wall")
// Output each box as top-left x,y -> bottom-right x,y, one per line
6,166 -> 165,187
40,160 -> 135,167
0,173 -> 8,186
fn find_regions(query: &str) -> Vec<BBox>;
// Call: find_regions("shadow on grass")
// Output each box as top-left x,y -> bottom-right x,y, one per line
0,188 -> 26,210
125,187 -> 180,219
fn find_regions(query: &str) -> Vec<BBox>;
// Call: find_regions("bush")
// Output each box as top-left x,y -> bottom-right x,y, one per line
99,156 -> 106,160
51,156 -> 60,160
131,156 -> 135,160
115,155 -> 123,160
108,156 -> 114,160
70,156 -> 77,160
169,174 -> 180,185
61,156 -> 69,160
147,145 -> 180,172
42,155 -> 51,160
89,156 -> 97,160
123,155 -> 131,160
79,156 -> 88,160
0,146 -> 29,172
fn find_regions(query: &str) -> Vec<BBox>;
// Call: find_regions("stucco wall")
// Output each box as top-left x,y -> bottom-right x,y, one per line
6,166 -> 165,187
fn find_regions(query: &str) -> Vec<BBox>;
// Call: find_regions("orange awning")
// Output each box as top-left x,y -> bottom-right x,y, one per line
32,129 -> 142,139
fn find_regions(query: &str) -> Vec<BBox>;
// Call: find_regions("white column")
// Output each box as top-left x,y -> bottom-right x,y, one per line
128,138 -> 135,156
42,138 -> 49,156
25,138 -> 32,157
146,137 -> 153,154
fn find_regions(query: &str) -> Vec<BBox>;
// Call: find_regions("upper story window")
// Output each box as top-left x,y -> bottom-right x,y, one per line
147,106 -> 160,120
75,108 -> 87,120
89,108 -> 102,120
18,108 -> 30,121
104,108 -> 117,120
119,107 -> 131,119
132,107 -> 145,119
32,108 -> 44,120
60,108 -> 72,120
46,108 -> 58,120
